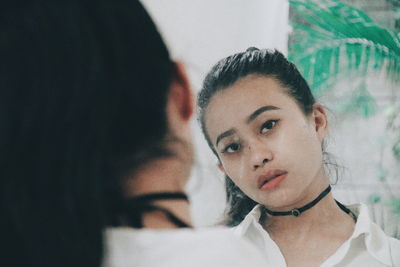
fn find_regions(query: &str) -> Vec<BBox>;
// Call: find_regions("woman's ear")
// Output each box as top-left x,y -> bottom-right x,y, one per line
217,162 -> 226,174
312,104 -> 328,141
168,61 -> 193,122
166,61 -> 194,138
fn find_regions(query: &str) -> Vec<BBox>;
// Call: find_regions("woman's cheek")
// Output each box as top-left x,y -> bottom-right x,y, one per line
222,158 -> 244,184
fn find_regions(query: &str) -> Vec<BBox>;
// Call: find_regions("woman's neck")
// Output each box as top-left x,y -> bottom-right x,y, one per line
124,156 -> 192,229
262,191 -> 355,241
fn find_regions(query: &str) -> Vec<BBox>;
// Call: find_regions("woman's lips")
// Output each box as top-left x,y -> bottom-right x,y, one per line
257,170 -> 288,190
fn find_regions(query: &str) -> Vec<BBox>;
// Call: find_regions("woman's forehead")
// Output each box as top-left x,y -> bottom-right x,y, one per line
206,76 -> 293,117
204,76 -> 298,137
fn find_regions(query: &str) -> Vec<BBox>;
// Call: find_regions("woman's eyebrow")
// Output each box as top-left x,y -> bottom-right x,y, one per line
216,129 -> 236,147
246,105 -> 280,124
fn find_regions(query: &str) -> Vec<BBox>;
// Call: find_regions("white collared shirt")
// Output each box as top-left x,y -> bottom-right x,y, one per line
233,203 -> 400,266
103,226 -> 270,267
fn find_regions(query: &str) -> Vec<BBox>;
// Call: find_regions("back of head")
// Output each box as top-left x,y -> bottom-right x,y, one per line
0,1 -> 173,266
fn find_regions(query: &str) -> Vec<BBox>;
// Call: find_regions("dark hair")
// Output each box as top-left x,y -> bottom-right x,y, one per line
0,1 -> 173,266
197,48 -> 316,226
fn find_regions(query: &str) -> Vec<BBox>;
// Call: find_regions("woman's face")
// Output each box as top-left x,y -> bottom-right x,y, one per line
204,75 -> 328,210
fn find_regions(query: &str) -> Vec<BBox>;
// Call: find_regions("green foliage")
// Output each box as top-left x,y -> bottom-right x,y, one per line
368,194 -> 382,204
388,197 -> 400,218
289,0 -> 400,161
336,80 -> 377,117
289,0 -> 400,98
288,0 -> 400,220
393,141 -> 400,161
387,104 -> 400,161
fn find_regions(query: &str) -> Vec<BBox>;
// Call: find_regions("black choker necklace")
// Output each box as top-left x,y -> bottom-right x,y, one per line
264,185 -> 331,217
124,192 -> 191,228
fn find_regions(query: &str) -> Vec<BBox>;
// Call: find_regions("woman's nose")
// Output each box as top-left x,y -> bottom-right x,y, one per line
248,140 -> 273,170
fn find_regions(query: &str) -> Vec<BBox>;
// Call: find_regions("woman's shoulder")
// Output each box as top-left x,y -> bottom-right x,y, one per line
103,227 -> 269,267
346,202 -> 400,264
105,225 -> 255,243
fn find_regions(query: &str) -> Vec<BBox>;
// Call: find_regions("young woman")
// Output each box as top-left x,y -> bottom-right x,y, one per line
198,48 -> 400,266
0,2 -> 269,267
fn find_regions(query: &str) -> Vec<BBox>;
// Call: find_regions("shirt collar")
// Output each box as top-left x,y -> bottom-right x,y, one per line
348,203 -> 392,266
233,204 -> 262,236
235,203 -> 393,266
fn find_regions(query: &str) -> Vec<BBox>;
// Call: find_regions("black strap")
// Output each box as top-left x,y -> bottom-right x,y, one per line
129,192 -> 189,202
263,186 -> 358,222
335,200 -> 357,222
123,192 -> 191,228
264,185 -> 332,216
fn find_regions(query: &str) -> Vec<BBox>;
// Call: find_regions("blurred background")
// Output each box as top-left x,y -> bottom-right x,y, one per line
141,0 -> 400,231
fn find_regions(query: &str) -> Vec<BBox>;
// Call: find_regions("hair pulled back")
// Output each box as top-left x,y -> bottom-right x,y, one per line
197,48 -> 316,226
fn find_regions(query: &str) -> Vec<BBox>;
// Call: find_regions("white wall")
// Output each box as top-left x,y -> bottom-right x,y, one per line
141,0 -> 290,226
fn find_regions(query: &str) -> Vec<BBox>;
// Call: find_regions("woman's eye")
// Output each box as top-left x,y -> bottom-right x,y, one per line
260,120 -> 278,134
223,143 -> 241,153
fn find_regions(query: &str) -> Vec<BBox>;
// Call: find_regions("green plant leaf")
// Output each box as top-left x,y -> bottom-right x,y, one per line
336,81 -> 377,117
289,0 -> 400,94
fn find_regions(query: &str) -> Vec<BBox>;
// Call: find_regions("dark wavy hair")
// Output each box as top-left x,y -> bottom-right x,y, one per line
0,1 -> 174,266
197,48 -> 316,226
